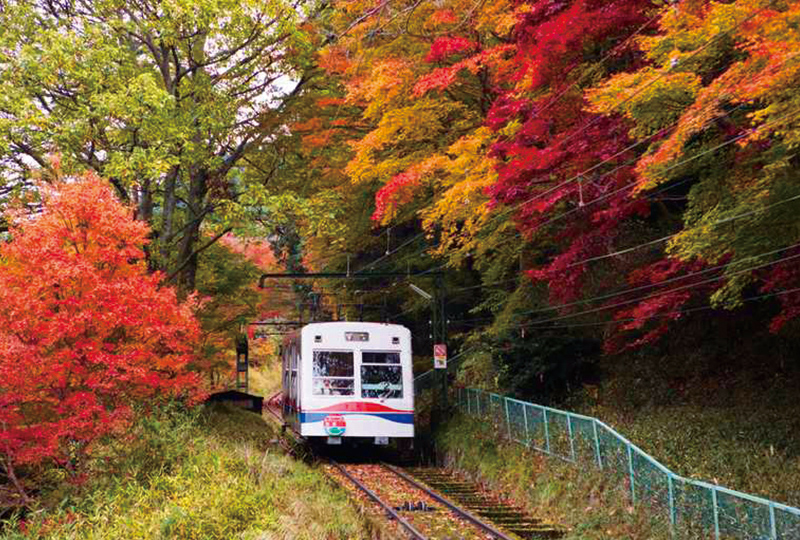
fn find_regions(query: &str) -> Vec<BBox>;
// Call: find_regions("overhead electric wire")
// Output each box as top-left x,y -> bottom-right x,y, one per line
359,97 -> 764,285
452,188 -> 800,297
352,2 -> 707,275
452,240 -> 800,327
387,303 -> 424,321
341,1 -> 779,311
353,6 -> 669,273
443,103 -> 786,293
355,230 -> 429,273
480,93 -> 750,239
489,105 -> 800,255
476,1 -> 773,232
512,285 -> 800,332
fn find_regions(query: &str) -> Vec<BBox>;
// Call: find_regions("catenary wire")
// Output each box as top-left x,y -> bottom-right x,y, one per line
452,240 -> 800,327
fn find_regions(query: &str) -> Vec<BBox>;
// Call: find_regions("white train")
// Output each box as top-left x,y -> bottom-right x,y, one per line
281,321 -> 414,445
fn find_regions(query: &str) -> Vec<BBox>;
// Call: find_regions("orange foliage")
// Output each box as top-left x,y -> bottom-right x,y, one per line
0,174 -> 202,469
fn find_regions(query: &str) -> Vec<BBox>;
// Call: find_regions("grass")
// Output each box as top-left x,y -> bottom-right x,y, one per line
566,344 -> 800,508
436,414 -> 672,540
2,403 -> 371,539
443,319 -> 800,538
248,358 -> 283,398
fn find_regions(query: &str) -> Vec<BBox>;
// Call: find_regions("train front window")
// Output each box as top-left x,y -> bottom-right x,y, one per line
361,351 -> 402,399
313,350 -> 354,396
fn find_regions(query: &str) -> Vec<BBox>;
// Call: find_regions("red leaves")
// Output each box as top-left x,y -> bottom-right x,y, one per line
425,37 -> 478,63
759,249 -> 800,333
413,45 -> 515,97
0,173 -> 203,470
603,259 -> 710,353
373,169 -> 424,222
430,9 -> 458,24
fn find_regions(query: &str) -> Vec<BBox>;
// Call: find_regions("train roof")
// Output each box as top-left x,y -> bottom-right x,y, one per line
300,321 -> 409,333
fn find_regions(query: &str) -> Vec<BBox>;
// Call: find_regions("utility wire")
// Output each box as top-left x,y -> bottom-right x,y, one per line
491,106 -> 800,252
356,230 -> 429,273
453,240 -> 800,327
354,6 -> 671,273
363,102 -> 769,286
346,2 -> 778,298
513,285 -> 800,332
481,94 -> 749,237
478,1 -> 772,231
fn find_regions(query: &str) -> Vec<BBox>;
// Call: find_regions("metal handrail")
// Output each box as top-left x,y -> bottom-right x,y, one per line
456,387 -> 800,540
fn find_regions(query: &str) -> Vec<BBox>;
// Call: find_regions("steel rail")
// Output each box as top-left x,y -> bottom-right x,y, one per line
331,461 -> 428,540
382,463 -> 517,540
262,391 -> 284,424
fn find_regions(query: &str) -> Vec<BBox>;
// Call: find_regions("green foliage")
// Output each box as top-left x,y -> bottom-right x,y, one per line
0,0 -> 316,291
193,241 -> 263,386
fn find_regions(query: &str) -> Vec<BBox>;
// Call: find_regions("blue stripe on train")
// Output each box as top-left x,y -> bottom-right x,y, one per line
299,412 -> 415,424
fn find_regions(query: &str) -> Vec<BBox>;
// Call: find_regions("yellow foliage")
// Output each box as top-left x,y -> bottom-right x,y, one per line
345,98 -> 475,185
421,128 -> 498,258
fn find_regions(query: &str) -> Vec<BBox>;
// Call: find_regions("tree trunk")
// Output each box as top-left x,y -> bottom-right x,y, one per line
175,169 -> 208,294
160,165 -> 180,264
138,178 -> 153,223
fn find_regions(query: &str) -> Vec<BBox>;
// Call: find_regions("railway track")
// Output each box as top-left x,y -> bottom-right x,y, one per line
328,461 -> 565,540
405,467 -> 564,539
263,394 -> 564,538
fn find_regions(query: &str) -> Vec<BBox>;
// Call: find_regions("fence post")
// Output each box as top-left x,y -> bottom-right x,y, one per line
592,420 -> 603,469
769,502 -> 777,540
627,443 -> 636,504
567,414 -> 576,462
711,487 -> 720,540
542,407 -> 551,453
504,398 -> 512,439
523,403 -> 530,446
668,473 -> 676,529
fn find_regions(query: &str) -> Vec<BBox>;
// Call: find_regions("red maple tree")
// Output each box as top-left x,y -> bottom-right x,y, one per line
0,173 -> 203,501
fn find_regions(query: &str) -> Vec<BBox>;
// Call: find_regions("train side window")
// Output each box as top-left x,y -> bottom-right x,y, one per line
312,350 -> 354,396
361,351 -> 402,399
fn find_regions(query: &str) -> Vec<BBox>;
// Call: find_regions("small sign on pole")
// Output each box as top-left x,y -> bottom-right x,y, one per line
434,343 -> 447,369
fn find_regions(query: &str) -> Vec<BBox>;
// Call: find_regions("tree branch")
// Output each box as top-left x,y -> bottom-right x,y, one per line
165,226 -> 233,283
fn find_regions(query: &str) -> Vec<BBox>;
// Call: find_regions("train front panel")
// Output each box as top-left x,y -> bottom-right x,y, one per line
297,322 -> 414,441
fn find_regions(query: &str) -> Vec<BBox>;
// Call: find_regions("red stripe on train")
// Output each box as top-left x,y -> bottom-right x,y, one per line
305,402 -> 413,414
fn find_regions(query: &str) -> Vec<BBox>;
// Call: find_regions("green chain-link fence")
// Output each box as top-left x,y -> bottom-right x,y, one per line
455,387 -> 800,540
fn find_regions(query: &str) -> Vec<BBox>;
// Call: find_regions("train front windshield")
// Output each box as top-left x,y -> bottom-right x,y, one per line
313,350 -> 355,396
361,352 -> 402,399
312,349 -> 404,398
